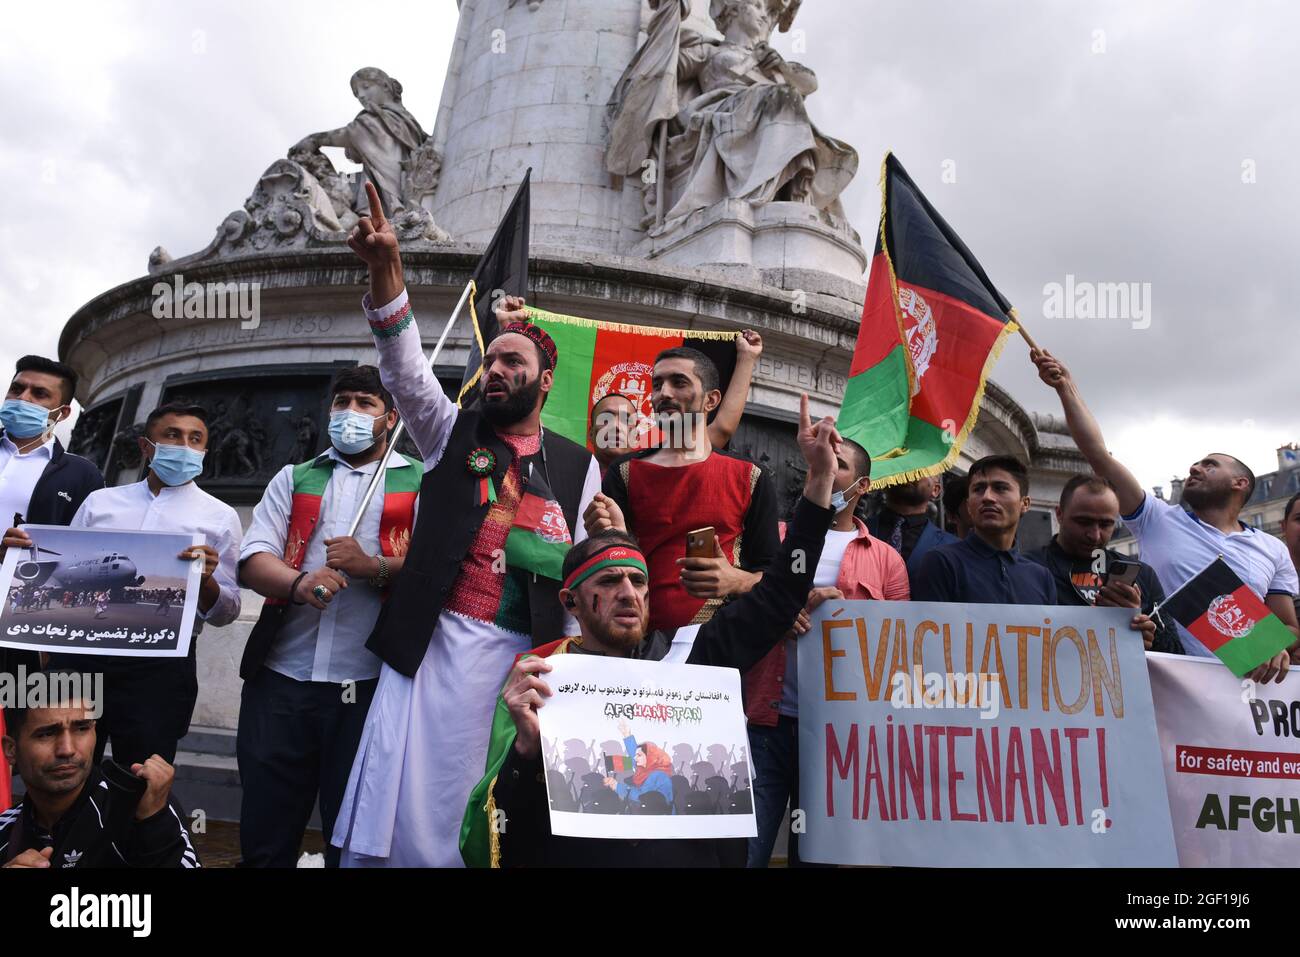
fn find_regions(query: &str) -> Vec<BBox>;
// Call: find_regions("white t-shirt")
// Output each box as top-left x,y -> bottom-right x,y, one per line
779,528 -> 858,717
1123,494 -> 1299,657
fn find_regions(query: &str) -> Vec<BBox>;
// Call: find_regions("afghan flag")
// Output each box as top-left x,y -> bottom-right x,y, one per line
459,169 -> 531,408
605,754 -> 635,773
839,153 -> 1020,486
460,637 -> 578,868
504,470 -> 572,581
520,308 -> 737,451
1159,558 -> 1296,677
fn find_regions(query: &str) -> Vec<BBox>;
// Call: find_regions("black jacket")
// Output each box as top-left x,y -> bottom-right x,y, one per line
1026,539 -> 1183,654
1,433 -> 104,528
492,494 -> 834,867
367,410 -> 593,677
0,763 -> 199,868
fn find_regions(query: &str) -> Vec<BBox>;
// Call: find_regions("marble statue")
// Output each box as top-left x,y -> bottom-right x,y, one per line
153,68 -> 447,271
607,0 -> 858,232
292,67 -> 436,217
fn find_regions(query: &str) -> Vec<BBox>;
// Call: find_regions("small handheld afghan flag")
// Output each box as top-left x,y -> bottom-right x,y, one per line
839,152 -> 1020,486
503,468 -> 572,580
1158,557 -> 1295,677
604,754 -> 635,774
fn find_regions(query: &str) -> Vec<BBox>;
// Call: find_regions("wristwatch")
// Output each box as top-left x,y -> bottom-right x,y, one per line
368,554 -> 390,589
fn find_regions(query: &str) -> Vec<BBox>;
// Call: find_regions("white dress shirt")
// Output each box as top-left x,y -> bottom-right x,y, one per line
0,433 -> 55,525
240,447 -> 420,684
69,479 -> 242,629
1124,493 -> 1300,657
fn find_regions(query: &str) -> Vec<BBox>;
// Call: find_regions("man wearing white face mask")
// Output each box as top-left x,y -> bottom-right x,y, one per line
741,437 -> 910,867
236,365 -> 420,867
47,403 -> 242,767
0,356 -> 105,686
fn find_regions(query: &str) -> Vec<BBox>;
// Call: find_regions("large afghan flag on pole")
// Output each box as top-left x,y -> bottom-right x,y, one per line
1159,557 -> 1296,677
839,153 -> 1020,486
518,309 -> 737,451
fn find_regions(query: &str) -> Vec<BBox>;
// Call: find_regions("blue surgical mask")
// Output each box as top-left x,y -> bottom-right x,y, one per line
830,476 -> 866,513
329,410 -> 378,455
147,440 -> 205,486
1,398 -> 57,439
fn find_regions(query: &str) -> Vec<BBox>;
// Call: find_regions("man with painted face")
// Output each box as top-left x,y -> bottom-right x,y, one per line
0,356 -> 104,686
586,345 -> 780,645
587,330 -> 764,473
331,183 -> 600,868
46,403 -> 242,766
236,365 -> 419,867
1032,348 -> 1298,683
460,394 -> 842,867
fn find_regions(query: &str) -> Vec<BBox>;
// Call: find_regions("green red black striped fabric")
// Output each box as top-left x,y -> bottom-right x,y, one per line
1160,557 -> 1295,677
838,152 -> 1019,486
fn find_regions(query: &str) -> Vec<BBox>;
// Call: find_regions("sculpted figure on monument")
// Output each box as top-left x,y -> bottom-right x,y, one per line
154,67 -> 447,271
291,67 -> 447,241
607,0 -> 858,232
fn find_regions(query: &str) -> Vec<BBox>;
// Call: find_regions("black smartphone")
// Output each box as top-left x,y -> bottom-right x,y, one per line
1103,559 -> 1142,587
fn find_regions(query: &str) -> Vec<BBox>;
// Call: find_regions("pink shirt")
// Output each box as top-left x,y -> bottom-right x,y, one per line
742,517 -> 910,726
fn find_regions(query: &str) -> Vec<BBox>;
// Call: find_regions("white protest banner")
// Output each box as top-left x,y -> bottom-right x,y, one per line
0,525 -> 203,658
537,653 -> 756,839
798,599 -> 1177,866
1148,652 -> 1300,867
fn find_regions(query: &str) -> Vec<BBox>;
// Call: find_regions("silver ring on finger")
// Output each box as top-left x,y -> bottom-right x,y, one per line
313,584 -> 330,602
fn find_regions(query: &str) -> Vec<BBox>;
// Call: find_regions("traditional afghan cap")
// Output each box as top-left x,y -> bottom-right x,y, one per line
501,319 -> 558,371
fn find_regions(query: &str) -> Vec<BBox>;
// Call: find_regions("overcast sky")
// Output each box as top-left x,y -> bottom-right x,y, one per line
2,0 -> 1295,494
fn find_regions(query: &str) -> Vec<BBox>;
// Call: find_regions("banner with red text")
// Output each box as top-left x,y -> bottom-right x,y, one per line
1148,652 -> 1300,867
798,600 -> 1177,866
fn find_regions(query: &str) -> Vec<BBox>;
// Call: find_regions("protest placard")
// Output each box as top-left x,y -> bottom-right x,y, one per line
0,525 -> 203,658
1148,652 -> 1300,867
537,653 -> 756,839
798,599 -> 1178,866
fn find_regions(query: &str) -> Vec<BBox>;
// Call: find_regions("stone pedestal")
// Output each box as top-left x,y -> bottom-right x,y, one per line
635,199 -> 867,298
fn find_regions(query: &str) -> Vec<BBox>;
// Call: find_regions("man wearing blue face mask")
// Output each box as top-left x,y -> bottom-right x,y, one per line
236,365 -> 420,867
0,356 -> 104,687
47,403 -> 242,767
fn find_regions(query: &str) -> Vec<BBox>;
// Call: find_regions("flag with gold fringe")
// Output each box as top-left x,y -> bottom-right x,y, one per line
462,299 -> 739,451
839,152 -> 1020,486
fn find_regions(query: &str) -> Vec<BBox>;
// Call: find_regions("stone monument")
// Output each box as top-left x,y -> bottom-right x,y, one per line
57,0 -> 1086,813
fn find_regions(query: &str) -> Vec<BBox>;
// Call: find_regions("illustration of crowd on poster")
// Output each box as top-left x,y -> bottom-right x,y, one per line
537,656 -> 757,839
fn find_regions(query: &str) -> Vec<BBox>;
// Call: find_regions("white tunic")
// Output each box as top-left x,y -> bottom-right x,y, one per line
333,290 -> 599,866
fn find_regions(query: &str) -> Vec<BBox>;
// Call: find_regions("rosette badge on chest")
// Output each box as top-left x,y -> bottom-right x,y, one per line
467,447 -> 498,506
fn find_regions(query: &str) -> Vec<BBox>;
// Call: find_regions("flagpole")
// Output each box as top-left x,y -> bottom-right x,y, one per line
345,279 -> 474,539
1013,315 -> 1042,353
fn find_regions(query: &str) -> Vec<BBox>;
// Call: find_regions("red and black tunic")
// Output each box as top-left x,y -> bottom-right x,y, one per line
602,448 -> 780,632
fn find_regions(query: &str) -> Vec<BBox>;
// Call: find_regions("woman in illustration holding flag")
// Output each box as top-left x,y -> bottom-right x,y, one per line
602,719 -> 675,809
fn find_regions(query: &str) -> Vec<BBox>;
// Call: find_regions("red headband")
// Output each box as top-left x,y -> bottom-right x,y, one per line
563,545 -> 648,592
501,320 -> 557,371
